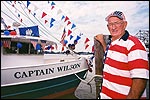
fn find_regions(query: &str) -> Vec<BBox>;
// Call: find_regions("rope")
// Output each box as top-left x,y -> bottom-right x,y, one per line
74,73 -> 103,85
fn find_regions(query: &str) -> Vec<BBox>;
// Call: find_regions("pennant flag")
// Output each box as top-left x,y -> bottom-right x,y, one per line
61,15 -> 65,20
51,6 -> 54,10
67,21 -> 71,26
71,23 -> 76,29
27,1 -> 31,8
51,1 -> 56,6
64,16 -> 69,22
50,18 -> 55,24
76,35 -> 81,41
41,12 -> 47,18
19,26 -> 39,37
45,20 -> 48,24
85,44 -> 89,49
84,38 -> 90,44
50,23 -> 53,28
57,9 -> 62,15
67,29 -> 72,36
63,39 -> 68,46
70,35 -> 73,40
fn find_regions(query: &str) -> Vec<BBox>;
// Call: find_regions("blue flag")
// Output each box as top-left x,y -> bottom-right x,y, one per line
19,25 -> 39,37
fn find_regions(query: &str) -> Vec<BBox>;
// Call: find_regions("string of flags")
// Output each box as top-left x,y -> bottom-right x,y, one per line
1,1 -> 94,52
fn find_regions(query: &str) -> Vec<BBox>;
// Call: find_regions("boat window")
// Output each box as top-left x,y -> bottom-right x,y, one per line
1,39 -> 43,55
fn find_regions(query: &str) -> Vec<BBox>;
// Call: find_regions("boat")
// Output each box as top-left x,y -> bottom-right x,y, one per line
1,30 -> 90,99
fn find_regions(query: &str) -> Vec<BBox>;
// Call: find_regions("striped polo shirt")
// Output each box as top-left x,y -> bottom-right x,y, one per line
100,30 -> 149,99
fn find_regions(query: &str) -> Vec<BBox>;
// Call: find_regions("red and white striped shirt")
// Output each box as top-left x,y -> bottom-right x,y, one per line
100,31 -> 149,99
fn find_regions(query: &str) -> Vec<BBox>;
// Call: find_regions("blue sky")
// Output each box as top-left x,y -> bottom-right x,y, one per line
1,1 -> 149,52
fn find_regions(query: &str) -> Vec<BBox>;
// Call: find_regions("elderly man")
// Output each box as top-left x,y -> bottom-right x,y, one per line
95,11 -> 149,99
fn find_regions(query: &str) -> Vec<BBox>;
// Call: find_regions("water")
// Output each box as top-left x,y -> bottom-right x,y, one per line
55,69 -> 96,99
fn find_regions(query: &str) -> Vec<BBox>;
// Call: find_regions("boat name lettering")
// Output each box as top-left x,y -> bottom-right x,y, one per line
14,68 -> 54,79
57,63 -> 80,72
13,63 -> 81,79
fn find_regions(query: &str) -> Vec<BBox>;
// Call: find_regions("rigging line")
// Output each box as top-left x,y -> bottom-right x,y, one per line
4,1 -> 53,40
20,1 -> 61,43
1,1 -> 26,26
1,11 -> 17,24
13,1 -> 51,38
19,2 -> 49,38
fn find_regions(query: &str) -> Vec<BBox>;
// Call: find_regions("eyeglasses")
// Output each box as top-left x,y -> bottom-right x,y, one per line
107,21 -> 124,27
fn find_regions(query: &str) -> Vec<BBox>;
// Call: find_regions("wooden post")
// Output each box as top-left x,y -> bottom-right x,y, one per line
94,36 -> 104,99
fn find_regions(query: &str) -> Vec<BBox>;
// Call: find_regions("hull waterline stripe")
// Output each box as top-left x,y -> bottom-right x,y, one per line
1,78 -> 79,98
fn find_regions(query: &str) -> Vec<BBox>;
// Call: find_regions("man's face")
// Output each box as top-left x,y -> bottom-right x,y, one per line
107,17 -> 127,39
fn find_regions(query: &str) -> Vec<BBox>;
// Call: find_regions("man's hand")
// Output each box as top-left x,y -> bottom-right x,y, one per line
95,34 -> 107,51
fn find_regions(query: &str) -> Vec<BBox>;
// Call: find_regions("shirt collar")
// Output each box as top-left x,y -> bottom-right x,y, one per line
119,30 -> 129,41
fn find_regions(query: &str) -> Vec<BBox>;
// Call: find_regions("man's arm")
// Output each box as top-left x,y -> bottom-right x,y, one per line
95,34 -> 106,51
126,78 -> 147,99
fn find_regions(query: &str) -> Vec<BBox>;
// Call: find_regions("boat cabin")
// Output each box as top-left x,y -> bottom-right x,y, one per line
1,30 -> 56,55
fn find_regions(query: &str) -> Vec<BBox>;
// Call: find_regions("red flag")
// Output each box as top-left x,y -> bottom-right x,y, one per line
67,29 -> 72,36
84,38 -> 90,44
67,21 -> 71,26
85,44 -> 89,49
41,12 -> 47,18
51,6 -> 54,10
45,20 -> 48,24
64,16 -> 69,22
